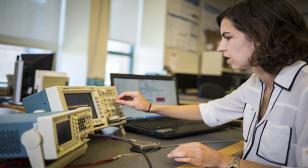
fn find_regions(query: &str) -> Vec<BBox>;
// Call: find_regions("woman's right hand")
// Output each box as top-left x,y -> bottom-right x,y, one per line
116,91 -> 151,112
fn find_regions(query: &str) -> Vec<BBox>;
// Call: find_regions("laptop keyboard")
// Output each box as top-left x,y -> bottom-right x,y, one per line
128,117 -> 207,129
125,117 -> 225,138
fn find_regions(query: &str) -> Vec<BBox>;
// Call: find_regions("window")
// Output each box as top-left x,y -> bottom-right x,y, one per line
104,40 -> 134,85
0,44 -> 52,85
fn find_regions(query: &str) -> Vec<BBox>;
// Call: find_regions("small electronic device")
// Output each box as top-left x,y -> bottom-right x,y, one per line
23,86 -> 109,130
0,107 -> 93,168
130,139 -> 161,153
96,86 -> 126,124
34,70 -> 68,92
35,107 -> 93,159
23,86 -> 127,133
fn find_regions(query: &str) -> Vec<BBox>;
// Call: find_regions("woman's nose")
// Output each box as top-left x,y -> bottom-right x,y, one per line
216,40 -> 225,52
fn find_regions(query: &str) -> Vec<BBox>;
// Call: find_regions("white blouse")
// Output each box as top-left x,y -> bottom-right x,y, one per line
199,61 -> 308,167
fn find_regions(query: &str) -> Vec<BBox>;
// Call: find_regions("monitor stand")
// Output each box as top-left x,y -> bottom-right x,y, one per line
11,56 -> 24,105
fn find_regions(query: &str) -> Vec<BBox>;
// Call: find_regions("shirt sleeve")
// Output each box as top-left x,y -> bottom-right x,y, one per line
199,77 -> 251,127
295,87 -> 308,167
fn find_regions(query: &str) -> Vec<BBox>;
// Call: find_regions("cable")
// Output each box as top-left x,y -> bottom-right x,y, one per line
88,134 -> 153,168
69,134 -> 239,168
65,153 -> 139,168
160,139 -> 241,148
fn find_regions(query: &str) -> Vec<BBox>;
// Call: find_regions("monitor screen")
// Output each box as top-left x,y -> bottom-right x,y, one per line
111,74 -> 178,119
21,53 -> 54,98
64,93 -> 98,119
174,73 -> 198,93
56,120 -> 72,145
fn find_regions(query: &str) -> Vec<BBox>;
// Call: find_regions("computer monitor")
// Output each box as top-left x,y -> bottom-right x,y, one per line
12,53 -> 54,104
174,73 -> 198,93
110,73 -> 178,119
21,53 -> 54,97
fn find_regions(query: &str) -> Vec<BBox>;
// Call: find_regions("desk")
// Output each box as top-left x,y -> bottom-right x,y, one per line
69,127 -> 242,168
0,102 -> 24,112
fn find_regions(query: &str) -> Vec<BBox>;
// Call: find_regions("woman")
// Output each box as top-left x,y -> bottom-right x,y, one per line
116,0 -> 308,167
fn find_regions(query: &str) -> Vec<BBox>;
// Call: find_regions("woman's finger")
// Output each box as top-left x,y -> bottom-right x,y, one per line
174,157 -> 192,163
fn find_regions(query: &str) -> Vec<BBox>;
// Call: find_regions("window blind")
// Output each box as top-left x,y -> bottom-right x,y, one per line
0,0 -> 61,50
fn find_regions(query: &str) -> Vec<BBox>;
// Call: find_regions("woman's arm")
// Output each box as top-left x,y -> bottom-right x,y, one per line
150,104 -> 201,120
116,91 -> 202,120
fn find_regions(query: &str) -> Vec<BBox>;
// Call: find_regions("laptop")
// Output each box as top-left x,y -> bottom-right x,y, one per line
111,73 -> 224,139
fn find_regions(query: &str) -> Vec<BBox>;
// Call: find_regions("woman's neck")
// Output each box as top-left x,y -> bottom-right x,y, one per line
251,66 -> 276,88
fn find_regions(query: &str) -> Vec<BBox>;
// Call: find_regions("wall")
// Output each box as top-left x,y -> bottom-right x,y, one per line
133,0 -> 167,75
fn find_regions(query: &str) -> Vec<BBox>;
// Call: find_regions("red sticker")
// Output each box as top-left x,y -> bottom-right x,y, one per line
156,97 -> 165,102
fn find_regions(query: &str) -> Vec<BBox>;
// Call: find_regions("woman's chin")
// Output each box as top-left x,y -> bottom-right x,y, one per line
229,64 -> 238,69
230,65 -> 244,71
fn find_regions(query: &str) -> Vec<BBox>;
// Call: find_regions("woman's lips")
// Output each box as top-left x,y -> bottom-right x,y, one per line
226,58 -> 232,64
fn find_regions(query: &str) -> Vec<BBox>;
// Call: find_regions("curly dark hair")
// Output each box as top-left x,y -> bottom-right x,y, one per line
216,0 -> 308,74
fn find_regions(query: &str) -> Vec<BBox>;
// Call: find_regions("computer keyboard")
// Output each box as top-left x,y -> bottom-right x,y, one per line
128,117 -> 207,129
125,117 -> 226,139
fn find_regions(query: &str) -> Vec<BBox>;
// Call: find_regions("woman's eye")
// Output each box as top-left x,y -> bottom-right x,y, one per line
224,36 -> 232,40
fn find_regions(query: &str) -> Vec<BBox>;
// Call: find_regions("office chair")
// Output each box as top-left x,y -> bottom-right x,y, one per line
198,82 -> 226,99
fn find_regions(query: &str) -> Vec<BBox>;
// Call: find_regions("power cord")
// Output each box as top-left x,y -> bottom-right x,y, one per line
88,134 -> 153,168
67,133 -> 240,168
65,153 -> 139,168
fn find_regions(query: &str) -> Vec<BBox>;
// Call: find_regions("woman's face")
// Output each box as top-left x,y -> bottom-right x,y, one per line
217,18 -> 255,70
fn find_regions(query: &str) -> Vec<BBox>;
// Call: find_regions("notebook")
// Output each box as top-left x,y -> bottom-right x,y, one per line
110,73 -> 224,139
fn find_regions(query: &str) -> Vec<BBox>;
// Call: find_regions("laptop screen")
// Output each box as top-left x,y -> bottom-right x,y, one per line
111,74 -> 178,119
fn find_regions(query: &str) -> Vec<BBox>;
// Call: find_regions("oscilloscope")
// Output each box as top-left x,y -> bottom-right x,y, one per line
96,86 -> 126,125
0,107 -> 93,168
23,86 -> 127,132
35,107 -> 93,159
23,86 -> 109,130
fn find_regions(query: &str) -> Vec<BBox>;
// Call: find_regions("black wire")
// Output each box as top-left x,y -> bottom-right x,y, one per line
89,134 -> 153,168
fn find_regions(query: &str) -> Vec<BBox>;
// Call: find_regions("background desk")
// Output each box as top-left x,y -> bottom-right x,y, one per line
69,127 -> 242,168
